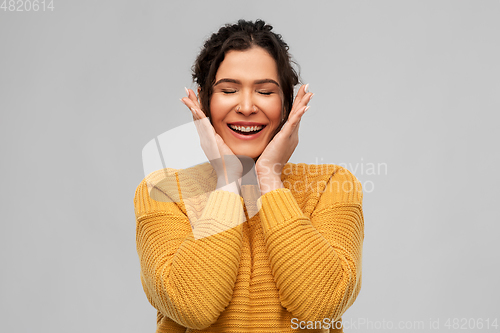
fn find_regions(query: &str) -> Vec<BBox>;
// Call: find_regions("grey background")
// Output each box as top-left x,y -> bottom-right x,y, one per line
1,0 -> 499,332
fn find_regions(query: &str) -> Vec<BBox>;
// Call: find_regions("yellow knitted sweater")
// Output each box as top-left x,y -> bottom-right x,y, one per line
134,162 -> 364,332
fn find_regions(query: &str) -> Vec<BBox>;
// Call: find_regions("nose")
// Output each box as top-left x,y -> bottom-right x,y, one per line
236,90 -> 257,116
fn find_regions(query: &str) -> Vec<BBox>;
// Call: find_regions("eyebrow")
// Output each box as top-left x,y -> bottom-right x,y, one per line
213,78 -> 280,87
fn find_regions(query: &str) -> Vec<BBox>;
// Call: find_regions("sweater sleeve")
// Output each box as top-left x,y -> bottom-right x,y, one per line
256,167 -> 364,322
134,179 -> 246,330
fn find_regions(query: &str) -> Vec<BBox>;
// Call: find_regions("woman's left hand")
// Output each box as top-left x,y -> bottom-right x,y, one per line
255,84 -> 313,194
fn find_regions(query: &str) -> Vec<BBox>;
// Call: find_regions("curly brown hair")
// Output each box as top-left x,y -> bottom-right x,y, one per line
192,19 -> 300,125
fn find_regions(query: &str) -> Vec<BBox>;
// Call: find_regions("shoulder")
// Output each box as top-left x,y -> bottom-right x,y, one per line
133,167 -> 181,219
282,163 -> 363,207
133,162 -> 216,218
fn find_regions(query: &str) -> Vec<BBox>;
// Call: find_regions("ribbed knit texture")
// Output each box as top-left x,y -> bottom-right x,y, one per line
134,163 -> 364,332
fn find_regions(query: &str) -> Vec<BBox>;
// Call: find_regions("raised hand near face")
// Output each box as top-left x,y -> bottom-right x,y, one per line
255,84 -> 313,194
180,88 -> 243,193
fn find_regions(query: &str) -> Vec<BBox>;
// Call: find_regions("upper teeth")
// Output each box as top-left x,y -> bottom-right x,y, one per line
229,125 -> 263,132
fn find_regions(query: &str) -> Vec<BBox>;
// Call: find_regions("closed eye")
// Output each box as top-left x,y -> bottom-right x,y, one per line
258,91 -> 273,95
222,90 -> 237,94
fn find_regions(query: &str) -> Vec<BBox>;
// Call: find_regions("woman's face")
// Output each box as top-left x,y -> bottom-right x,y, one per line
208,46 -> 283,160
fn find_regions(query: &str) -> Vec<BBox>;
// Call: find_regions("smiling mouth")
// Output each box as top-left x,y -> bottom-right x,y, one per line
227,124 -> 266,135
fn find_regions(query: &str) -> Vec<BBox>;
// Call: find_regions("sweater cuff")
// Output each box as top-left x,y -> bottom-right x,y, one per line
192,190 -> 245,240
257,188 -> 304,236
241,184 -> 261,220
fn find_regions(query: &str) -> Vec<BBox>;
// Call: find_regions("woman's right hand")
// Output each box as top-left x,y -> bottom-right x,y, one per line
180,88 -> 243,191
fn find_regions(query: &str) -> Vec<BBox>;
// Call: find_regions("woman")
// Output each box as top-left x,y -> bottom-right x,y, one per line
134,19 -> 364,332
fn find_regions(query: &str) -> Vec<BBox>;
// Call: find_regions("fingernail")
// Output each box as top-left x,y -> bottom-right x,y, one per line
184,87 -> 189,96
304,84 -> 309,93
304,106 -> 310,112
180,98 -> 186,104
309,93 -> 314,100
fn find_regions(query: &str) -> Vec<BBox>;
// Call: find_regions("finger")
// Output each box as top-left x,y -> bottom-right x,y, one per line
288,95 -> 312,125
291,91 -> 313,117
284,105 -> 308,133
191,107 -> 204,121
184,88 -> 204,114
296,83 -> 309,102
290,84 -> 310,110
180,96 -> 195,111
180,97 -> 206,121
290,105 -> 308,125
290,94 -> 313,122
185,87 -> 201,108
180,93 -> 200,111
285,106 -> 307,141
181,86 -> 203,111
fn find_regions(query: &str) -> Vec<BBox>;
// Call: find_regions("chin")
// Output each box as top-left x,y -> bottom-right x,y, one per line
232,149 -> 260,160
223,140 -> 262,160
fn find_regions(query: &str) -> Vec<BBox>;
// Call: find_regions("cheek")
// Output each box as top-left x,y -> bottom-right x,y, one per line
209,96 -> 230,133
260,98 -> 283,122
210,95 -> 232,111
209,96 -> 222,116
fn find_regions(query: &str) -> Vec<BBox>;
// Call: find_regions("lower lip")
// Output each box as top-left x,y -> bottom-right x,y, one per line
227,124 -> 266,140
